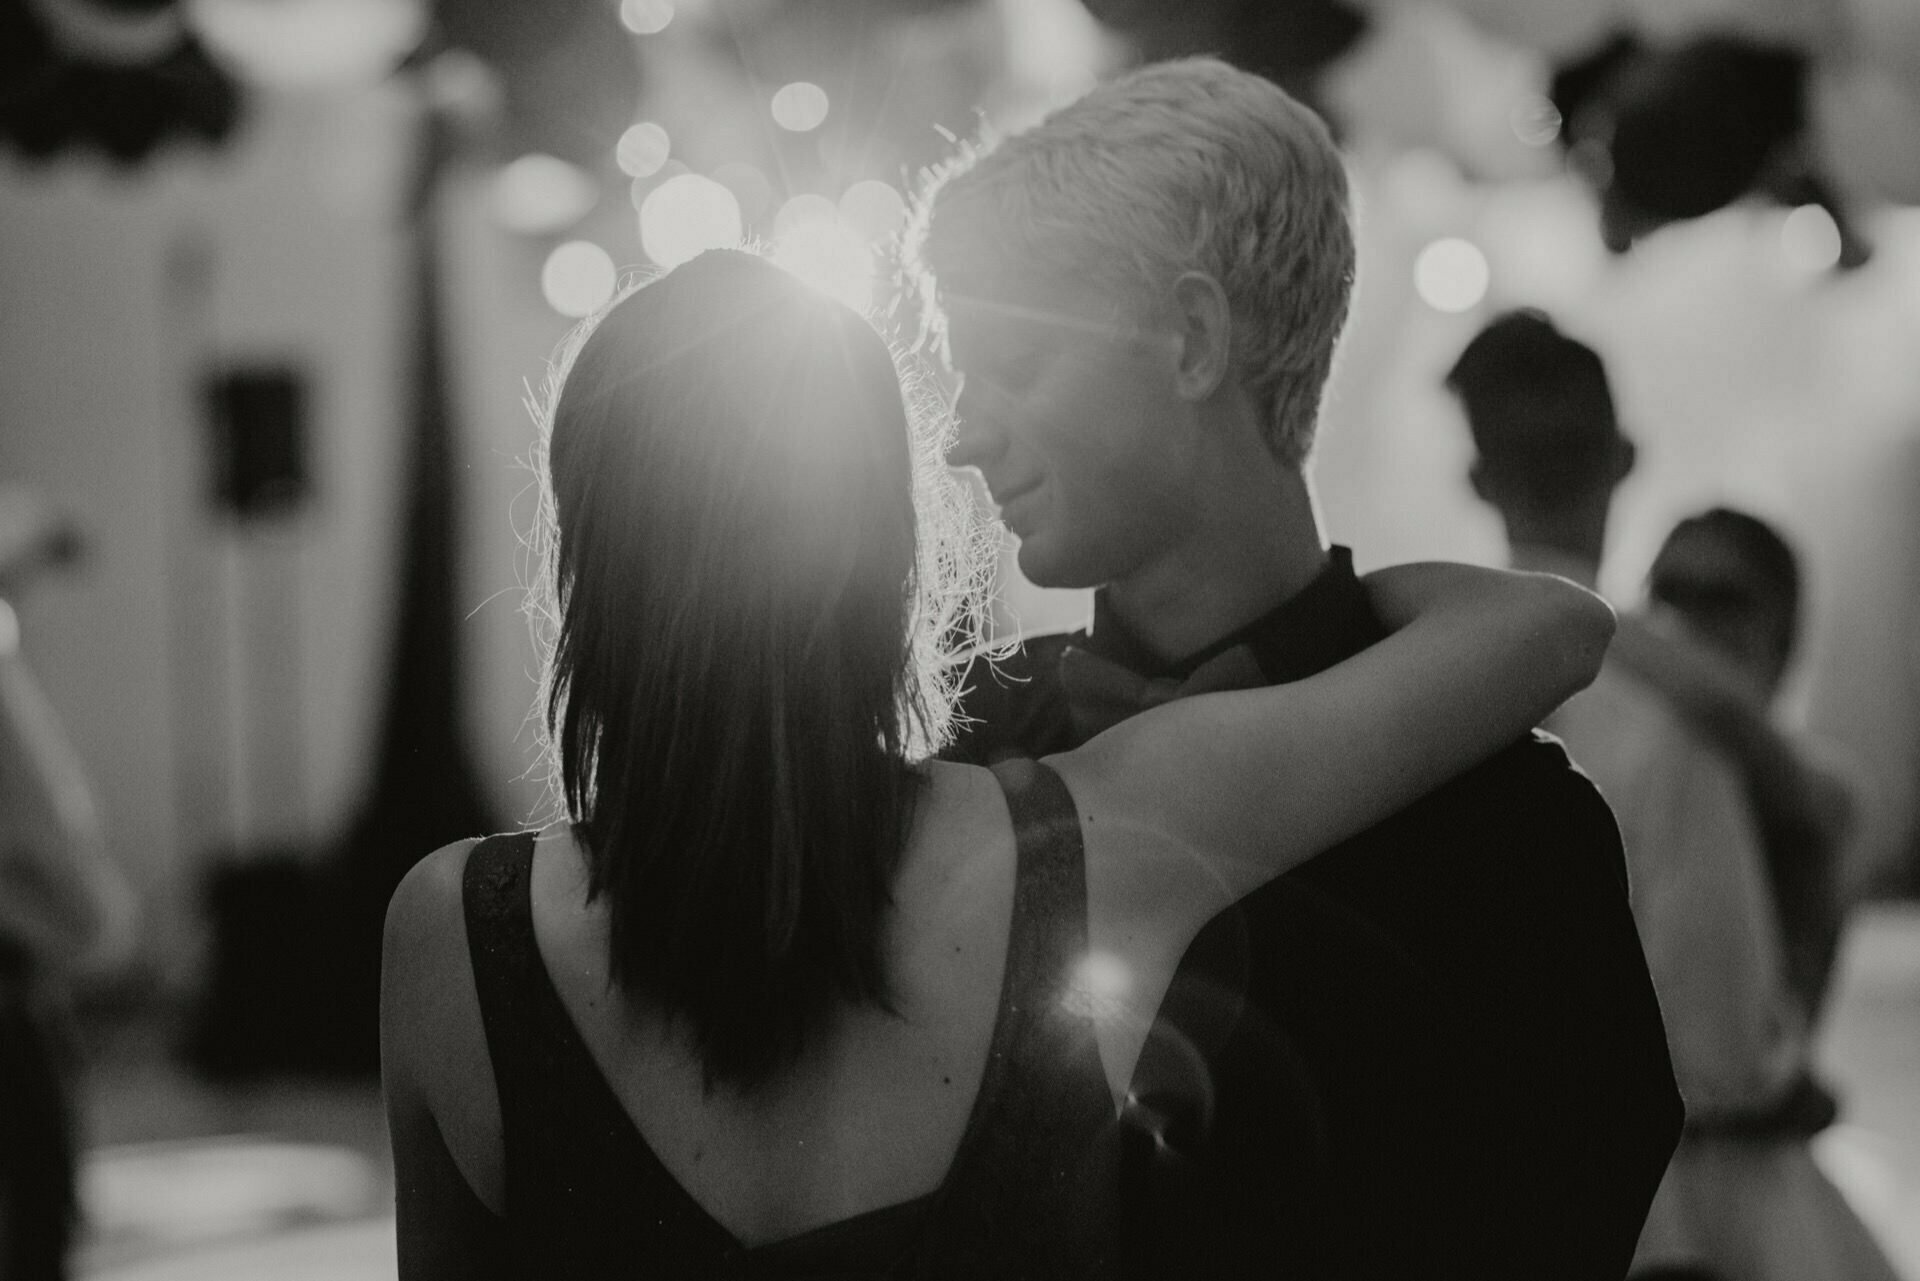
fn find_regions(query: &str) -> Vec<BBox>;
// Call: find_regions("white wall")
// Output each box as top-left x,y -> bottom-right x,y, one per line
0,83 -> 561,981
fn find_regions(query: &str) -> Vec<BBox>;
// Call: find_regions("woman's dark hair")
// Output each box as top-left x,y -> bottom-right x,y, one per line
530,249 -> 987,1090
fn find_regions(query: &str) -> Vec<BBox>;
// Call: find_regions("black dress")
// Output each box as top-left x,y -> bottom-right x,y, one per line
944,547 -> 1684,1281
460,758 -> 1118,1279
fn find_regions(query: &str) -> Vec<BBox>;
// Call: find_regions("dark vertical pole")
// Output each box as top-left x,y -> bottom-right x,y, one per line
328,79 -> 497,1071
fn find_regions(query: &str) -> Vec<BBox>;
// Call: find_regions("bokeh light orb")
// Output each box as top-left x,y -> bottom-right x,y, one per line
1414,237 -> 1491,312
491,154 -> 599,235
619,0 -> 674,35
773,193 -> 839,240
542,241 -> 617,318
838,180 -> 907,244
639,174 -> 743,268
616,122 -> 671,178
1780,204 -> 1843,272
771,82 -> 831,132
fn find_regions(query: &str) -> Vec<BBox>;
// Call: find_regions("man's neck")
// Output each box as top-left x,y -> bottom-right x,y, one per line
1099,468 -> 1328,665
1499,498 -> 1610,591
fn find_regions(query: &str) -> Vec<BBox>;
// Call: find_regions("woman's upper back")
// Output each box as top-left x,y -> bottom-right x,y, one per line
386,758 -> 1120,1277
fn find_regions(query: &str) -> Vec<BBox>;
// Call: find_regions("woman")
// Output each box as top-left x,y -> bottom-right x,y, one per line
381,249 -> 1613,1278
1610,510 -> 1897,1281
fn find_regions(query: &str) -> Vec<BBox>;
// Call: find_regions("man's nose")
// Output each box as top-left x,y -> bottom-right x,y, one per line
945,391 -> 1002,472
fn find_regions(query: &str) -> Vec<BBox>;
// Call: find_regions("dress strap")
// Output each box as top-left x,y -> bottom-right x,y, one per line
460,832 -> 542,1170
913,758 -> 1118,1278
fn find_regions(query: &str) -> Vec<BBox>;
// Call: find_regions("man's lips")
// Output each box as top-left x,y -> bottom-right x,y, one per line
986,476 -> 1042,516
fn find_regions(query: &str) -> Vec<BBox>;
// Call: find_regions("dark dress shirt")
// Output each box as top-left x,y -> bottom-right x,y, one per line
942,548 -> 1683,1280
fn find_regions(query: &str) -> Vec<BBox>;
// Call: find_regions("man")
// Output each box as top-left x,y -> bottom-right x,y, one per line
911,59 -> 1681,1280
1449,316 -> 1896,1281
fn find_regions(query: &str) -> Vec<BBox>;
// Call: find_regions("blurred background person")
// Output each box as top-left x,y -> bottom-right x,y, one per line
1449,312 -> 1901,1281
0,489 -> 137,1281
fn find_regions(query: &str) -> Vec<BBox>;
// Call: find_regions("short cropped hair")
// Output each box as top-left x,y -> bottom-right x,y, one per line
1445,309 -> 1621,512
532,250 -> 987,1089
1650,506 -> 1802,660
907,56 -> 1357,468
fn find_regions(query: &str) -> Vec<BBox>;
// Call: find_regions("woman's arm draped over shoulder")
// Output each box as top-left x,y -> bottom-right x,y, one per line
1053,562 -> 1612,928
382,842 -> 515,1281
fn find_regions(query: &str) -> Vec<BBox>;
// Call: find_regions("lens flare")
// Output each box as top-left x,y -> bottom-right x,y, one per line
838,180 -> 907,244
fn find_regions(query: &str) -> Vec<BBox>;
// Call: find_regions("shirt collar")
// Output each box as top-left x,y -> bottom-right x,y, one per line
1083,546 -> 1383,684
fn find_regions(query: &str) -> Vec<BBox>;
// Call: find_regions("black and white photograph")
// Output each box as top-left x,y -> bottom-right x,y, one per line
3,0 -> 1918,1276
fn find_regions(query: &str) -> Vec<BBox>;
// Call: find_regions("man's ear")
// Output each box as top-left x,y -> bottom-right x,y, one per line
1169,271 -> 1232,401
1609,433 -> 1637,484
1468,461 -> 1496,506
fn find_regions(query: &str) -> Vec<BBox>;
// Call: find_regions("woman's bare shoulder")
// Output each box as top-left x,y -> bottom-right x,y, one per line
381,836 -> 506,1212
383,840 -> 480,983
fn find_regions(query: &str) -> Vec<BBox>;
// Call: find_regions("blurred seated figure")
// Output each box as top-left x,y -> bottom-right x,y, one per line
1605,508 -> 1898,1281
1448,313 -> 1899,1281
1623,509 -> 1856,1028
0,490 -> 137,1281
379,250 -> 1613,1279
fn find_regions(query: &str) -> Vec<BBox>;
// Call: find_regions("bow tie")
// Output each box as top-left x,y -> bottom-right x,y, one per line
1058,642 -> 1268,740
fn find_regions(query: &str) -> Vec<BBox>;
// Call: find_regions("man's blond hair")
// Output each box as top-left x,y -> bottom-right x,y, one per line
907,57 -> 1356,467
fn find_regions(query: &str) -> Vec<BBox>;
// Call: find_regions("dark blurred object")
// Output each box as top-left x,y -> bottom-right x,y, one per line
184,64 -> 493,1082
0,0 -> 241,165
0,489 -> 85,592
1609,37 -> 1806,220
432,0 -> 639,167
1553,32 -> 1869,264
327,72 -> 495,1075
0,984 -> 80,1281
203,364 -> 313,522
1081,0 -> 1369,116
185,853 -> 367,1076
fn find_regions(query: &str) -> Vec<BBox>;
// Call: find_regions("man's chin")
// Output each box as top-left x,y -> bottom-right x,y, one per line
1011,535 -> 1106,591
